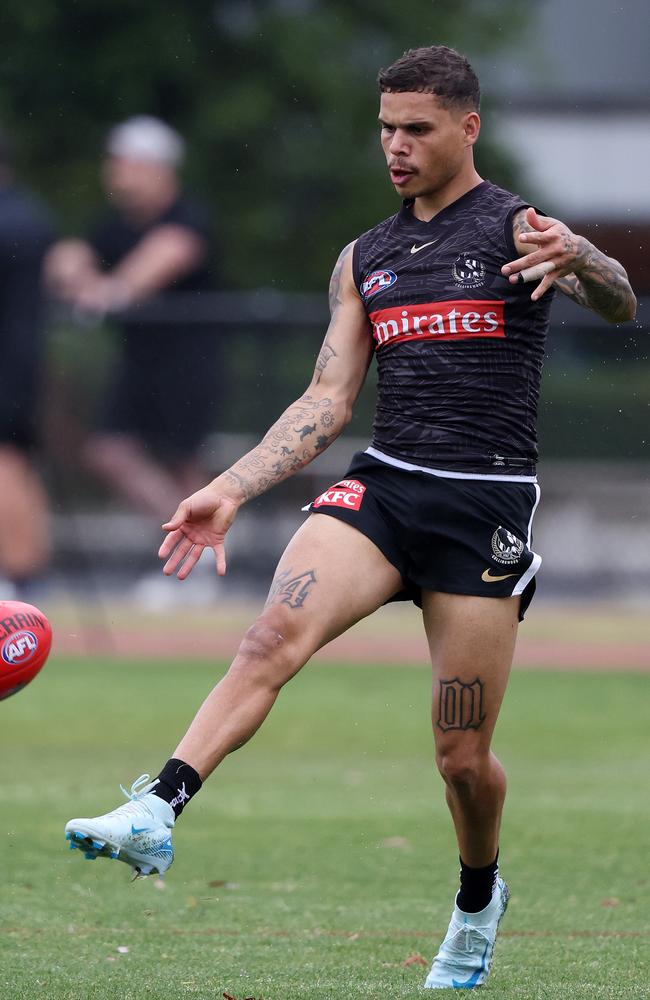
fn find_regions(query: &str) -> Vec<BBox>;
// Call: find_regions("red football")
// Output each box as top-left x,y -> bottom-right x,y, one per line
0,600 -> 53,701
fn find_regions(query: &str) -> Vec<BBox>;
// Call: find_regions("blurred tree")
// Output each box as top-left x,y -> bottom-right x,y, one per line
0,0 -> 527,288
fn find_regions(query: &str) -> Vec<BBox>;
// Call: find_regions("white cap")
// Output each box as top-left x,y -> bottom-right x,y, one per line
105,116 -> 185,167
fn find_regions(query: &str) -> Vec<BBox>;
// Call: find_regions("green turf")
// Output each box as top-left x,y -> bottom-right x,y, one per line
1,656 -> 648,999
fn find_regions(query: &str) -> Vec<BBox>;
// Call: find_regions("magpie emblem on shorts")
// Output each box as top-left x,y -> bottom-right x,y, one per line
491,526 -> 525,565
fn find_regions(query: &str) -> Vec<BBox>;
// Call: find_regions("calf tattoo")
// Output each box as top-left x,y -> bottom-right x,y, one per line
437,677 -> 486,732
266,568 -> 317,610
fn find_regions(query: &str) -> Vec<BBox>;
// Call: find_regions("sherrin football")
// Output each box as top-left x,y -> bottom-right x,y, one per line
0,600 -> 52,701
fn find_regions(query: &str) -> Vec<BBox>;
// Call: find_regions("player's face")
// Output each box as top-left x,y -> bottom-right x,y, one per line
379,91 -> 478,199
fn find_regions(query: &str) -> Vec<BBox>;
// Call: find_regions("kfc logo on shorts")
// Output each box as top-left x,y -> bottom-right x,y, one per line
361,270 -> 397,300
313,479 -> 366,511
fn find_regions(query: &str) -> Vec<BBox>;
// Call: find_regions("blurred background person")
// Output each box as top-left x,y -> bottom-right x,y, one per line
0,130 -> 55,598
45,116 -> 220,603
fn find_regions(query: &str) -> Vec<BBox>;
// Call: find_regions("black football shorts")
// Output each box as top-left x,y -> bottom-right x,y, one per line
306,450 -> 542,621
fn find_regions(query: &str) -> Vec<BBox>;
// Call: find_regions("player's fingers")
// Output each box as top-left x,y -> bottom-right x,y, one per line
511,260 -> 557,285
517,229 -> 555,245
158,528 -> 185,559
162,500 -> 191,532
530,269 -> 560,301
161,535 -> 195,576
526,206 -> 557,231
502,249 -> 548,275
213,541 -> 227,577
176,544 -> 203,580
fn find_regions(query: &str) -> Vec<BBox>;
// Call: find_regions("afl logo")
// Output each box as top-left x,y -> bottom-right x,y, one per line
491,527 -> 525,565
361,269 -> 397,300
2,630 -> 38,665
452,254 -> 486,288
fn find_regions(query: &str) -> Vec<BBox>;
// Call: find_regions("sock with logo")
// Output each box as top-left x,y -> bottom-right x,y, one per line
456,852 -> 499,913
151,758 -> 202,819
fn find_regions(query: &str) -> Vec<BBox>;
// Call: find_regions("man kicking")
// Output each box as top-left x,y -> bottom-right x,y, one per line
65,45 -> 635,989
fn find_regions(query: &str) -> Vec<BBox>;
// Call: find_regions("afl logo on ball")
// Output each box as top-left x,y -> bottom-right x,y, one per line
361,269 -> 397,300
2,630 -> 38,665
491,527 -> 524,565
452,254 -> 486,288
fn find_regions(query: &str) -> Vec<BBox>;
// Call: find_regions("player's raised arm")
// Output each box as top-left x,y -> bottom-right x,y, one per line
502,206 -> 637,323
159,241 -> 373,578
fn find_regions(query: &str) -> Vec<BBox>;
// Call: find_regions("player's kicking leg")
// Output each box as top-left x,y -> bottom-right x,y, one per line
421,592 -> 518,990
65,515 -> 403,876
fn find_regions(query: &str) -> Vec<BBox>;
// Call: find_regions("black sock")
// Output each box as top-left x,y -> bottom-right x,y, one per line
152,758 -> 202,819
456,852 -> 499,913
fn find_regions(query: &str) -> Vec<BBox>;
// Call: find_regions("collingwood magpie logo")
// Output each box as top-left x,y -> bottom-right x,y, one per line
452,253 -> 486,288
491,526 -> 525,565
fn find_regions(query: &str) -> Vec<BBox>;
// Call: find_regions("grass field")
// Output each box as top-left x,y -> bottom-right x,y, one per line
1,654 -> 649,999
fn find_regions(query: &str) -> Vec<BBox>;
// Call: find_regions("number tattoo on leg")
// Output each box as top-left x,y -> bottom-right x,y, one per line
437,677 -> 487,732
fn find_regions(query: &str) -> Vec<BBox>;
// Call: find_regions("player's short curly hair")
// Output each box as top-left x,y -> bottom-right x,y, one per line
378,45 -> 480,112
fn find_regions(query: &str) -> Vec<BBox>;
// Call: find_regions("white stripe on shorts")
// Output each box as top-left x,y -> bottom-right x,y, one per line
511,482 -> 542,596
365,446 -> 538,483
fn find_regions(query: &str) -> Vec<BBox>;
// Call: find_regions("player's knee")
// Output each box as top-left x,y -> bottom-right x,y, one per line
231,611 -> 302,688
436,746 -> 486,791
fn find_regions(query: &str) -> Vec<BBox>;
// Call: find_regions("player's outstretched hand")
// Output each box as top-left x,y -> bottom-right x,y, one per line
158,487 -> 239,579
502,207 -> 586,300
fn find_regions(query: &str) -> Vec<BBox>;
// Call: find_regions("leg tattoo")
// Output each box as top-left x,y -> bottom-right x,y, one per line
437,677 -> 486,732
266,567 -> 317,610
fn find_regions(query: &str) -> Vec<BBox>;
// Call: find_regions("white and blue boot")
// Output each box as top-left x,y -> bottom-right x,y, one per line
65,774 -> 174,878
424,877 -> 509,989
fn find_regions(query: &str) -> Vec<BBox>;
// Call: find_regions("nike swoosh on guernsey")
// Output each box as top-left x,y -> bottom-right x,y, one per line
410,240 -> 437,254
481,569 -> 518,583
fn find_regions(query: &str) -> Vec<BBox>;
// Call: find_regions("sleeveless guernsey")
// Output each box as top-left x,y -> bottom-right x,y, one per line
352,180 -> 554,477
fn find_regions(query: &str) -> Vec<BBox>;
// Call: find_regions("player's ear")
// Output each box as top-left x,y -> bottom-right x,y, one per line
462,111 -> 480,146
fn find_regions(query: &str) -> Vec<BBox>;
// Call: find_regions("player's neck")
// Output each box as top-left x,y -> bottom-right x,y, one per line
411,168 -> 483,223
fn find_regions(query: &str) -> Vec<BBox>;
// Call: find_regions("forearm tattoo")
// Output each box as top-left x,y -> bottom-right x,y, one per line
513,209 -> 635,322
222,394 -> 340,502
265,567 -> 317,609
554,243 -> 636,323
437,677 -> 486,732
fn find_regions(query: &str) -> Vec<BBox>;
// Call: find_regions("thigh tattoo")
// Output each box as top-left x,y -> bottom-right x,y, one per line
437,677 -> 487,732
266,567 -> 317,610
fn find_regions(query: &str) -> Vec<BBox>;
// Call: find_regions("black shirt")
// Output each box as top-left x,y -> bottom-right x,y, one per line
353,181 -> 554,477
88,192 -> 217,358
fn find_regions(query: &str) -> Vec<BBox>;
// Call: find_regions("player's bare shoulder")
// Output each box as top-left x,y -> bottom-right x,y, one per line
328,239 -> 359,316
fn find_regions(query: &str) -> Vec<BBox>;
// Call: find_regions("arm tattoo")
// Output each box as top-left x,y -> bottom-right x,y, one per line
436,678 -> 486,732
328,241 -> 354,316
222,243 -> 357,505
265,567 -> 317,609
224,394 -> 343,502
512,207 -> 536,246
314,340 -> 338,384
512,208 -> 635,322
555,241 -> 636,323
